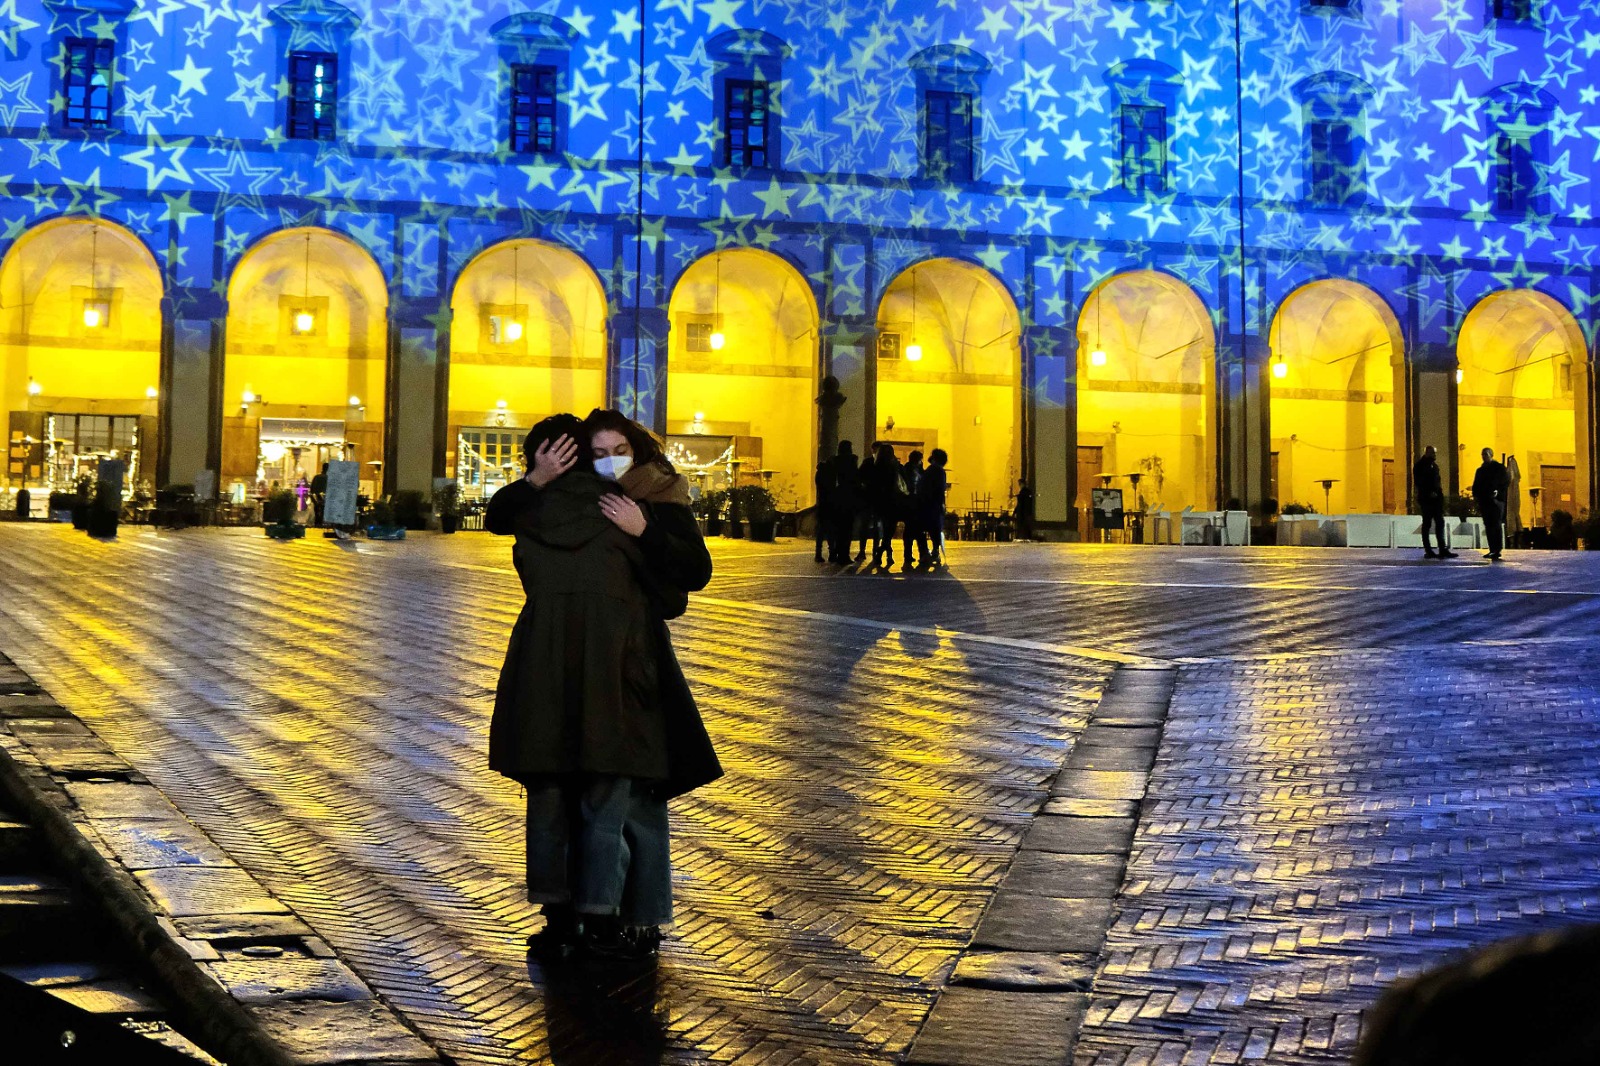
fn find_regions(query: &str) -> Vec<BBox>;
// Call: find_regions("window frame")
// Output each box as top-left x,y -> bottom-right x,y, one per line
723,78 -> 774,170
1118,103 -> 1168,195
1307,118 -> 1360,207
286,50 -> 339,141
61,37 -> 115,131
1489,0 -> 1537,23
922,89 -> 976,183
509,63 -> 561,155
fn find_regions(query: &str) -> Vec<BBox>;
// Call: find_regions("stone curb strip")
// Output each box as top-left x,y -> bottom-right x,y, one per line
905,663 -> 1179,1066
0,657 -> 443,1066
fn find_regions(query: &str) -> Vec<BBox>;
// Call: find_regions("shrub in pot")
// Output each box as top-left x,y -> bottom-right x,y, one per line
367,498 -> 405,540
1550,509 -> 1576,550
393,489 -> 430,531
697,489 -> 728,536
436,482 -> 461,534
734,485 -> 779,542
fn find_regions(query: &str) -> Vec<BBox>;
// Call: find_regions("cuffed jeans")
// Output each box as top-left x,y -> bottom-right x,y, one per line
525,776 -> 673,927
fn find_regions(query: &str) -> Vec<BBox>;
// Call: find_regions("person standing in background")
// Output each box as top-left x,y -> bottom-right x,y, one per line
1413,446 -> 1455,559
1471,447 -> 1510,562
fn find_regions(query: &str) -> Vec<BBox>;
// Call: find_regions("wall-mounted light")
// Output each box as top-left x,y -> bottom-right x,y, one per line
27,378 -> 42,396
496,399 -> 508,409
348,395 -> 361,407
503,320 -> 523,342
145,386 -> 158,399
708,330 -> 726,350
242,388 -> 257,404
1089,349 -> 1107,367
904,343 -> 923,361
82,301 -> 103,328
1272,359 -> 1288,380
293,310 -> 316,334
1455,367 -> 1464,385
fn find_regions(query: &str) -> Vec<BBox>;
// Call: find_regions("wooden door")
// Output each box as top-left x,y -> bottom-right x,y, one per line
1076,445 -> 1103,539
1540,465 -> 1576,525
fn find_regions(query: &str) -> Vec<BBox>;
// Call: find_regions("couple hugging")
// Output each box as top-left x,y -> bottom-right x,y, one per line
486,408 -> 720,964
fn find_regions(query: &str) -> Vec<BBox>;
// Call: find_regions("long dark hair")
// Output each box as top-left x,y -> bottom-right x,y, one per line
583,409 -> 675,473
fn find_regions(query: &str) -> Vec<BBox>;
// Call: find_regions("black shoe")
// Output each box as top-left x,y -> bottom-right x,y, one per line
1488,553 -> 1502,561
1439,550 -> 1458,558
527,904 -> 581,959
1423,550 -> 1438,558
582,918 -> 659,965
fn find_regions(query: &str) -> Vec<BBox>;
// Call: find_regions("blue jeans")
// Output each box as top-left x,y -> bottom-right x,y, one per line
525,776 -> 673,926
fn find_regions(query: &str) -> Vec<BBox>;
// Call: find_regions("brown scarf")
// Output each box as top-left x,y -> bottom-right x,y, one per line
619,458 -> 692,506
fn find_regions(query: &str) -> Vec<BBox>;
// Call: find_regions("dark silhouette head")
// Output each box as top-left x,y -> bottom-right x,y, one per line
929,448 -> 948,467
838,440 -> 854,457
908,449 -> 924,466
876,442 -> 896,463
1354,924 -> 1600,1066
523,414 -> 592,474
1423,445 -> 1437,461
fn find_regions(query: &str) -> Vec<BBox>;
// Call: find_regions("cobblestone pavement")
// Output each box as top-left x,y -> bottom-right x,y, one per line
2,527 -> 1600,1064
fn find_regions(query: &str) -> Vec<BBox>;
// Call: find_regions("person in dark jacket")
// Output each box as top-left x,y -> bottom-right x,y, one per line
853,448 -> 876,561
1471,446 -> 1510,561
917,448 -> 949,567
812,450 -> 835,563
868,442 -> 902,567
487,413 -> 702,964
1413,445 -> 1455,559
900,450 -> 925,569
825,441 -> 859,564
1012,480 -> 1035,541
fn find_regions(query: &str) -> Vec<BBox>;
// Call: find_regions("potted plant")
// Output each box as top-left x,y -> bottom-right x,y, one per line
1577,510 -> 1600,551
87,478 -> 121,538
734,484 -> 779,542
70,474 -> 93,530
263,489 -> 304,539
1550,509 -> 1576,550
699,489 -> 728,537
436,482 -> 462,534
393,489 -> 430,531
48,491 -> 76,522
366,498 -> 405,540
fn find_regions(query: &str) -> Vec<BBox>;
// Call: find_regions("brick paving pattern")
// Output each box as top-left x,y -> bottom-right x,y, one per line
3,527 -> 1600,1064
0,526 -> 1113,1065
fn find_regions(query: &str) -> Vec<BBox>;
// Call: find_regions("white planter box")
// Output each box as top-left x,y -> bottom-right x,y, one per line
1345,513 -> 1396,548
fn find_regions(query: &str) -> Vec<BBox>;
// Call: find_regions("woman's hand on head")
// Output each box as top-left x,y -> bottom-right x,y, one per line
525,436 -> 578,488
599,493 -> 648,537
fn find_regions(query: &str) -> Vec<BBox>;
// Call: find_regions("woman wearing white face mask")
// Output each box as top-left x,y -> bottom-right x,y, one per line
580,408 -> 720,958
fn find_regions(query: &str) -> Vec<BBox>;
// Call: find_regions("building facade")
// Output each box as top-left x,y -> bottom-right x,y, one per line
2,0 -> 1596,531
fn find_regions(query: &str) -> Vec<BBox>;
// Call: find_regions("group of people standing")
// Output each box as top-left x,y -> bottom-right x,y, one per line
1412,445 -> 1514,561
813,442 -> 950,568
486,408 -> 722,965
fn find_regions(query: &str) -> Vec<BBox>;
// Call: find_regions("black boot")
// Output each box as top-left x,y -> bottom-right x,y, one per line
527,903 -> 582,959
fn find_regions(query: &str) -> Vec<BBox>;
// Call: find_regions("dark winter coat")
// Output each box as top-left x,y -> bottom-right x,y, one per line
488,469 -> 722,800
918,463 -> 948,528
1472,459 -> 1510,505
1413,457 -> 1444,511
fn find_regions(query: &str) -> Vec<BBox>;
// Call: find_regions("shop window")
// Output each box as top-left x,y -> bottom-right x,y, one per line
458,427 -> 521,496
724,80 -> 773,169
1294,71 -> 1372,206
63,38 -> 114,129
1119,104 -> 1167,194
510,64 -> 560,154
287,51 -> 338,140
923,90 -> 975,183
1485,82 -> 1553,215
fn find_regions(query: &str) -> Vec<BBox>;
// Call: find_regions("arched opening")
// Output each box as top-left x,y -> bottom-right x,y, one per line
874,258 -> 1021,513
1268,279 -> 1406,515
1075,270 -> 1216,531
665,248 -> 818,507
1,218 -> 164,510
446,239 -> 606,501
1456,289 -> 1590,527
223,227 -> 389,504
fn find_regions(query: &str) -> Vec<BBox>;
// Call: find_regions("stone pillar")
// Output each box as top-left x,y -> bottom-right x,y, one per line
384,306 -> 445,498
611,307 -> 668,435
1576,356 -> 1596,514
1023,325 -> 1074,535
1218,333 -> 1269,514
1411,341 -> 1455,507
158,296 -> 224,493
823,317 -> 874,459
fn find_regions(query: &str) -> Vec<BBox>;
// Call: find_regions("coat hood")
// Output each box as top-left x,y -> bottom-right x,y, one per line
531,472 -> 613,548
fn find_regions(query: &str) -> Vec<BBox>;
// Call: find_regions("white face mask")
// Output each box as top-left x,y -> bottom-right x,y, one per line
594,454 -> 634,481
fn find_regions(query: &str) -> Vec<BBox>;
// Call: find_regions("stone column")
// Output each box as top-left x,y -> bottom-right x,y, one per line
1411,341 -> 1455,507
1023,325 -> 1074,535
158,294 -> 224,493
609,306 -> 669,435
384,305 -> 446,498
1217,333 -> 1269,514
823,316 -> 874,459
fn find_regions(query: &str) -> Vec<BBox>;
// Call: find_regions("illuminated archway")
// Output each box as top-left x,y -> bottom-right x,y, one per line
447,239 -> 606,499
875,258 -> 1021,511
1075,270 -> 1216,522
665,248 -> 818,507
223,227 -> 389,499
0,217 -> 163,499
1268,279 -> 1406,514
1457,290 -> 1590,525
